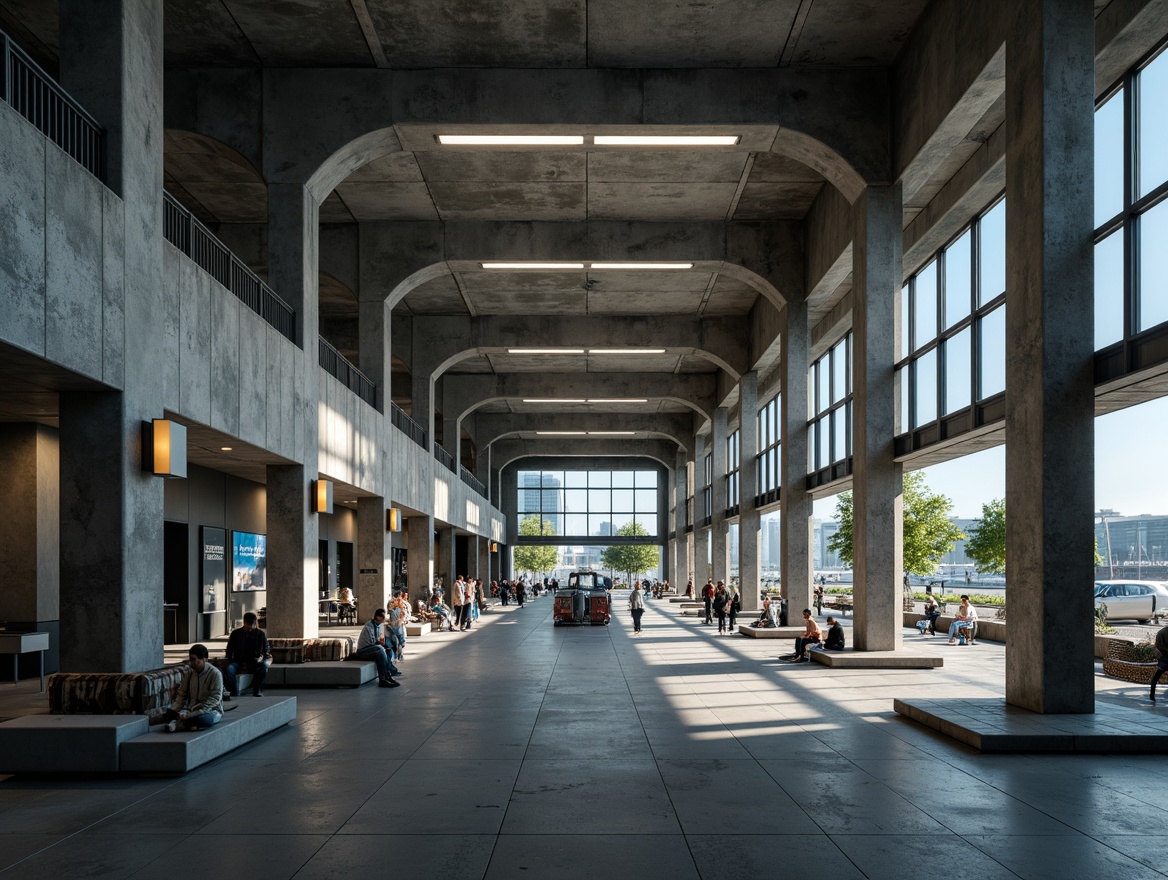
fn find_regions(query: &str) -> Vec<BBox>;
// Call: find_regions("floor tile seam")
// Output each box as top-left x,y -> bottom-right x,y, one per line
1,822 -> 192,878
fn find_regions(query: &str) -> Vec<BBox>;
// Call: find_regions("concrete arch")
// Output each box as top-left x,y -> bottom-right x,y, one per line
492,441 -> 678,474
484,428 -> 686,451
164,129 -> 267,223
461,396 -> 708,424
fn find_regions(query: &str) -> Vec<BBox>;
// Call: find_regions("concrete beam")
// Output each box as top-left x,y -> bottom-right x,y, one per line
491,438 -> 680,473
475,412 -> 694,451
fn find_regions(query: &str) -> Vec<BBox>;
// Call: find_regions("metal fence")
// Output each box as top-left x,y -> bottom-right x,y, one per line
163,191 -> 296,342
1,30 -> 103,179
318,337 -> 377,408
460,465 -> 488,499
390,402 -> 426,449
433,442 -> 456,473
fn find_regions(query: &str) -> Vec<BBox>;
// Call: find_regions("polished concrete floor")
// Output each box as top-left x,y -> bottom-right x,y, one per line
2,596 -> 1166,879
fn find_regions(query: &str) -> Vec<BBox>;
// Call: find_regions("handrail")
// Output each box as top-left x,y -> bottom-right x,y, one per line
318,337 -> 377,408
460,465 -> 488,499
433,442 -> 456,473
163,191 -> 296,342
390,403 -> 426,449
1,30 -> 104,180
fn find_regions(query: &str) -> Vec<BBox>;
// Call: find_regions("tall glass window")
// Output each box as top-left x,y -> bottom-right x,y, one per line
898,197 -> 1006,432
517,469 -> 658,537
756,394 -> 780,497
809,334 -> 851,471
726,429 -> 740,509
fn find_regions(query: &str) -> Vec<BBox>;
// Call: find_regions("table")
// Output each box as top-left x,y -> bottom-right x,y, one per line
318,598 -> 336,625
0,631 -> 50,692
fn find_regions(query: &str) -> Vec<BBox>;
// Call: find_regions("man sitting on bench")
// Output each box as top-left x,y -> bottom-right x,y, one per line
224,612 -> 270,699
357,608 -> 401,688
160,644 -> 224,732
947,595 -> 979,645
782,609 -> 822,662
753,596 -> 779,628
823,616 -> 846,650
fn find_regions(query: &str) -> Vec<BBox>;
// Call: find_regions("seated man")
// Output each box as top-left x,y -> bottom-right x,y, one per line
160,644 -> 224,732
916,596 -> 942,636
823,616 -> 846,650
429,593 -> 455,631
415,596 -> 437,621
754,596 -> 779,627
356,608 -> 401,688
223,611 -> 271,698
947,595 -> 979,644
783,609 -> 822,662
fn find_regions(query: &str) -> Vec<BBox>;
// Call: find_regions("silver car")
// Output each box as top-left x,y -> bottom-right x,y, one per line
1093,580 -> 1168,623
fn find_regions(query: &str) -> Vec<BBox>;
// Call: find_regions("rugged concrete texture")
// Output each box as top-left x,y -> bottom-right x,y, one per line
810,650 -> 943,669
737,373 -> 760,613
1003,0 -> 1096,714
0,425 -> 59,625
850,185 -> 903,653
357,496 -> 388,619
0,715 -> 148,774
780,301 -> 813,614
436,527 -> 456,586
407,514 -> 435,600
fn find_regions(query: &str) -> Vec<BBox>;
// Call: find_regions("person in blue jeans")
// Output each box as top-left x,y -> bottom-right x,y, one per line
223,611 -> 270,698
159,644 -> 223,732
356,609 -> 400,688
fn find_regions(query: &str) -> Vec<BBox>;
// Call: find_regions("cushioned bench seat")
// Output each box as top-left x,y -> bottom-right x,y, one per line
808,649 -> 943,668
738,625 -> 805,638
119,696 -> 297,774
0,714 -> 149,773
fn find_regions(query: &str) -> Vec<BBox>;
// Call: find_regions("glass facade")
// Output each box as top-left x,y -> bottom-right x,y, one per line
757,393 -> 780,498
726,429 -> 740,509
517,469 -> 658,537
899,198 -> 1006,432
809,334 -> 851,471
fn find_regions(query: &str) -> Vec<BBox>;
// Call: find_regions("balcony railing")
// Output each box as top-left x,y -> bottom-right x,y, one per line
1,30 -> 104,180
163,191 -> 295,342
433,442 -> 456,473
318,337 -> 377,408
390,403 -> 426,449
460,465 -> 488,499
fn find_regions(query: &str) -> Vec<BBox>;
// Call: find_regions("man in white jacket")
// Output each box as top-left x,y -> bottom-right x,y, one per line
160,644 -> 224,732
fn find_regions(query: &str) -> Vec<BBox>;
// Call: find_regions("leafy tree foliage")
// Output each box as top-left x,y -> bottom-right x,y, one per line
965,498 -> 1006,576
513,516 -> 559,575
826,472 -> 966,576
600,521 -> 661,583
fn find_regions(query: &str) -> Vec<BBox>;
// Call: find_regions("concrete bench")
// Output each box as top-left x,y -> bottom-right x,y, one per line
405,620 -> 434,637
669,596 -> 697,604
119,696 -> 297,774
809,649 -> 943,668
0,714 -> 149,773
275,660 -> 377,688
738,625 -> 804,638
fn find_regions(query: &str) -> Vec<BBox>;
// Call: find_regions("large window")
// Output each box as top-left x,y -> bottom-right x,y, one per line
517,469 -> 658,537
757,394 -> 780,499
809,334 -> 851,472
1095,44 -> 1168,350
701,453 -> 713,524
726,429 -> 740,510
898,198 -> 1006,433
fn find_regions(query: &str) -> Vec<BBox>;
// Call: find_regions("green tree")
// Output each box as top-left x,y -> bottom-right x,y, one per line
600,521 -> 661,583
826,472 -> 967,576
513,516 -> 559,576
965,498 -> 1006,576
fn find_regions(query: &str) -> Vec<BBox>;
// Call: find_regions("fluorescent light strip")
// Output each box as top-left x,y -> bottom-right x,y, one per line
589,431 -> 635,435
536,431 -> 587,435
589,349 -> 666,355
522,399 -> 587,404
482,262 -> 585,270
438,135 -> 584,146
587,399 -> 648,404
593,135 -> 740,146
508,349 -> 585,354
589,262 -> 694,270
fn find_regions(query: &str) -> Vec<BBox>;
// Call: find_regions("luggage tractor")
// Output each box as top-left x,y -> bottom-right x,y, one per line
553,571 -> 612,625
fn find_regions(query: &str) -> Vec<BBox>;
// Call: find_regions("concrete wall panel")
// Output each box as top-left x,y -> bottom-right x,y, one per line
0,103 -> 47,354
45,148 -> 104,378
209,280 -> 241,436
174,247 -> 213,423
237,308 -> 269,448
101,189 -> 126,387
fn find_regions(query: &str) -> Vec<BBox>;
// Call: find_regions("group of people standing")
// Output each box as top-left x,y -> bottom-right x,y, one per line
698,579 -> 742,635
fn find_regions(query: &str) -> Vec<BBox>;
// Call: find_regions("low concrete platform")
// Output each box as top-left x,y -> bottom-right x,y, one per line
271,660 -> 377,688
405,621 -> 434,637
738,625 -> 804,638
669,596 -> 698,603
0,714 -> 148,773
810,649 -> 943,668
894,696 -> 1168,753
120,696 -> 297,774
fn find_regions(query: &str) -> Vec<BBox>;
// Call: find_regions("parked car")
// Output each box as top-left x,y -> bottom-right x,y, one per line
1093,580 -> 1168,623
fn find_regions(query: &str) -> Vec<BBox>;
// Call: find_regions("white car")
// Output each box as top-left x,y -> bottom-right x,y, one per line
1093,580 -> 1168,623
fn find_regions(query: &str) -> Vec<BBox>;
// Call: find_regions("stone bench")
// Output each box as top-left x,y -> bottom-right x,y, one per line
0,714 -> 149,773
119,696 -> 297,774
738,625 -> 805,638
405,620 -> 435,637
272,660 -> 377,688
809,649 -> 943,668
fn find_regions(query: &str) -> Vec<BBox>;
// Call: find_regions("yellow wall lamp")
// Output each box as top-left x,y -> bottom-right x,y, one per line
312,479 -> 334,514
387,507 -> 402,532
141,419 -> 187,478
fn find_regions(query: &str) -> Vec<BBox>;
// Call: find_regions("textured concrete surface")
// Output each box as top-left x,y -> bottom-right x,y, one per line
811,650 -> 944,669
0,714 -> 148,773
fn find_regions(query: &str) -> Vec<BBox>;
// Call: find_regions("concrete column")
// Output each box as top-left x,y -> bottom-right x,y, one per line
357,497 -> 389,619
412,372 -> 434,453
670,452 -> 686,588
0,426 -> 60,675
436,526 -> 457,589
57,1 -> 165,673
852,185 -> 904,652
738,374 -> 760,613
264,465 -> 316,638
1004,0 -> 1096,713
781,301 -> 814,615
357,297 -> 391,412
407,514 -> 434,599
478,536 -> 491,585
685,452 -> 696,587
711,408 -> 729,585
693,433 -> 709,582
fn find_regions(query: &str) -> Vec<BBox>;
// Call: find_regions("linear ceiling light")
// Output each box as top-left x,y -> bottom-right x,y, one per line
588,431 -> 635,435
481,262 -> 585,270
587,398 -> 648,404
589,262 -> 693,270
593,135 -> 740,146
438,135 -> 584,146
522,399 -> 587,404
508,348 -> 585,354
589,349 -> 666,355
536,431 -> 588,435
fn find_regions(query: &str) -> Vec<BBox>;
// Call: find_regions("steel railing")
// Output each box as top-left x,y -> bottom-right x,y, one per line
1,30 -> 104,180
163,191 -> 296,342
460,465 -> 488,499
318,337 -> 377,408
391,403 -> 426,449
433,442 -> 456,473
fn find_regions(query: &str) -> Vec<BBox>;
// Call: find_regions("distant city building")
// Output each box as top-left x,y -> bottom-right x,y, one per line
1095,513 -> 1168,578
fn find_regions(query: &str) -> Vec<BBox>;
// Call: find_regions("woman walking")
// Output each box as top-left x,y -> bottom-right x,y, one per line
728,588 -> 741,634
629,581 -> 645,634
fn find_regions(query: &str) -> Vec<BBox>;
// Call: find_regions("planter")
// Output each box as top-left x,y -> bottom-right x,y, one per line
1101,640 -> 1159,684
